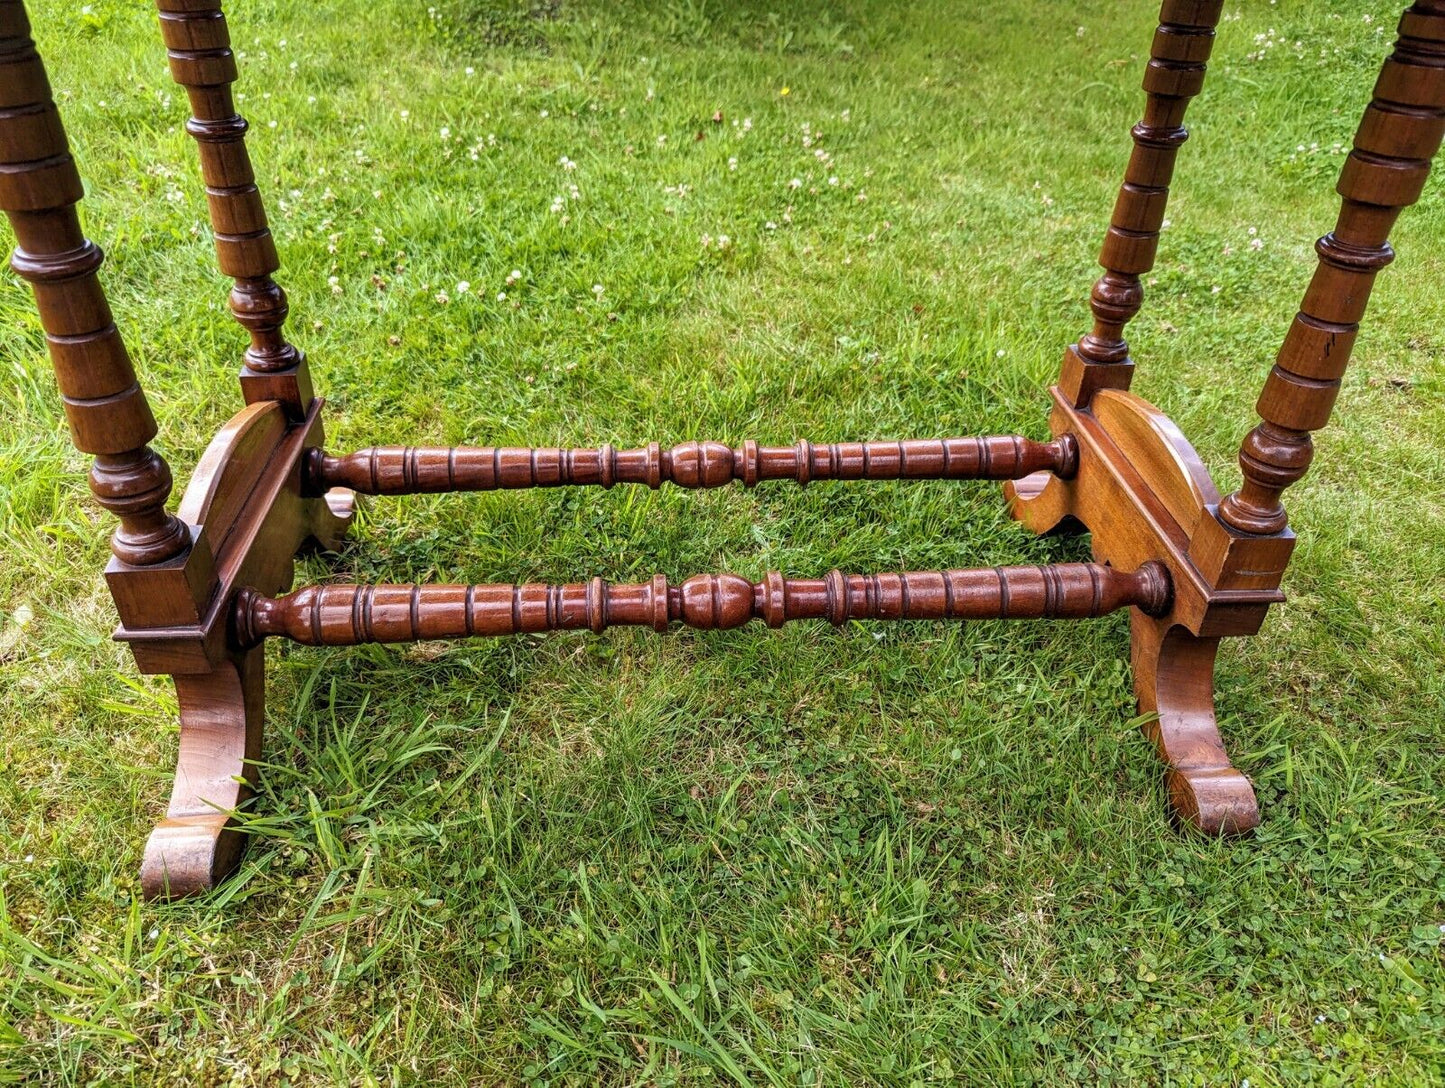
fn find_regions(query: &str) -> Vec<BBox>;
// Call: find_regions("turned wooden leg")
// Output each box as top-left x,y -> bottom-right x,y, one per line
155,0 -> 312,415
1130,613 -> 1258,834
1058,0 -> 1226,407
140,651 -> 264,898
1216,4 -> 1445,539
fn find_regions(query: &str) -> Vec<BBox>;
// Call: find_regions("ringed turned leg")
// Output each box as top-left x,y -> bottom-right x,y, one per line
1130,611 -> 1258,834
140,650 -> 265,899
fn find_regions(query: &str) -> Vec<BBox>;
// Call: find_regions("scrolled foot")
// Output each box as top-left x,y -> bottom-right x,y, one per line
1167,766 -> 1260,835
140,653 -> 265,900
141,814 -> 247,900
1132,613 -> 1261,836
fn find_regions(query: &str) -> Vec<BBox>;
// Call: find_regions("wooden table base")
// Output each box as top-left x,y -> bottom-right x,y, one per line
3,0 -> 1443,898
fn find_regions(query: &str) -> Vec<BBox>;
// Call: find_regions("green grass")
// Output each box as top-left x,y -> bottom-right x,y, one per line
2,0 -> 1443,1083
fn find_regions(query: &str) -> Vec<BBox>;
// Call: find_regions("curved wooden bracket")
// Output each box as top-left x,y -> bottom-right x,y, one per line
1132,614 -> 1259,834
139,649 -> 264,899
1007,387 -> 1269,834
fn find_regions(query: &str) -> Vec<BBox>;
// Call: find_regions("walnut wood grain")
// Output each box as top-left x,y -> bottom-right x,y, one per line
0,1 -> 190,569
306,435 -> 1079,494
234,562 -> 1170,647
1219,1 -> 1445,534
1060,0 -> 1226,407
154,0 -> 311,415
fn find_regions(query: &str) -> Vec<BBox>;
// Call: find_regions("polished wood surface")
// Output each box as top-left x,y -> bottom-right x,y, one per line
307,435 -> 1078,494
132,400 -> 353,898
1008,387 -> 1282,832
0,0 -> 197,588
3,0 -> 1441,896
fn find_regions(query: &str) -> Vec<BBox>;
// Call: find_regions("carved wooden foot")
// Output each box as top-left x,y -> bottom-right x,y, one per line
1130,613 -> 1258,834
140,650 -> 265,899
128,400 -> 350,898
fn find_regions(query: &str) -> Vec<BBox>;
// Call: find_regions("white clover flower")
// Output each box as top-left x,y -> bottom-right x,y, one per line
456,280 -> 470,294
789,178 -> 802,189
496,291 -> 506,301
728,156 -> 738,171
592,284 -> 604,296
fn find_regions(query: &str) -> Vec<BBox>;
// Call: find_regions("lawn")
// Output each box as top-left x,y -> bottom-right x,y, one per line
1,0 -> 1443,1083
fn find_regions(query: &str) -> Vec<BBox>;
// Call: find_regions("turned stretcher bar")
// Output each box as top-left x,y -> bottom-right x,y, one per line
233,561 -> 1171,646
